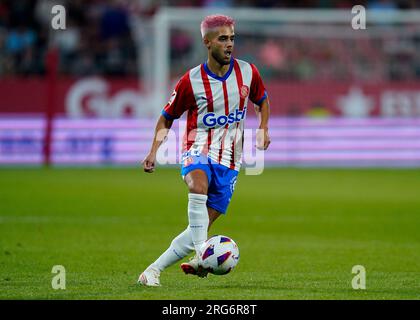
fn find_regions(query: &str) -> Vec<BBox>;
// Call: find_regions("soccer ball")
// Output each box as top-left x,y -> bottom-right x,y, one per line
199,235 -> 240,275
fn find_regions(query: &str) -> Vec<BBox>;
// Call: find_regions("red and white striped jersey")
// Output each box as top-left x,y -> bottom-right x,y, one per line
162,58 -> 268,171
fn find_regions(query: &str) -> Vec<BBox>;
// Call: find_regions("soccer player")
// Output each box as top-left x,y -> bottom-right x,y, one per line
138,14 -> 270,286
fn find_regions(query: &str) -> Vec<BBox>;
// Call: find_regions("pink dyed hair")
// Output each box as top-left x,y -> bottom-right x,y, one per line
200,14 -> 235,38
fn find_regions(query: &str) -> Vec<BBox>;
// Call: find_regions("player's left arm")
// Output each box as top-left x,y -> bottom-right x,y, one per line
255,98 -> 271,150
249,63 -> 271,150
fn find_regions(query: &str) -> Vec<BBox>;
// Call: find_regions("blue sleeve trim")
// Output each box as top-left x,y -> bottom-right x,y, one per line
161,109 -> 177,120
256,91 -> 268,106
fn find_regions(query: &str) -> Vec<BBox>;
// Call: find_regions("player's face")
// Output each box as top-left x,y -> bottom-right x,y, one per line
206,26 -> 235,66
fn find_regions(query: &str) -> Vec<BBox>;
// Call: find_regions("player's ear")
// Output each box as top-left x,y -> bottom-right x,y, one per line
203,37 -> 211,49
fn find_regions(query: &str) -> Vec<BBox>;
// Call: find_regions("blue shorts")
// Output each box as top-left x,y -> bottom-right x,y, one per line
181,152 -> 238,214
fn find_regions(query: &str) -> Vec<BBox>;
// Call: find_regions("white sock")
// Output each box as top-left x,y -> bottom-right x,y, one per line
188,193 -> 209,256
151,228 -> 194,272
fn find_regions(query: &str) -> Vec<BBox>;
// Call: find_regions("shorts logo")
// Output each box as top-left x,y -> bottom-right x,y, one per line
240,85 -> 249,99
230,176 -> 237,194
183,156 -> 193,167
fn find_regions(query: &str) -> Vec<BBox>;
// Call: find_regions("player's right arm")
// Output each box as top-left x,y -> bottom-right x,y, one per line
142,72 -> 194,173
142,115 -> 173,173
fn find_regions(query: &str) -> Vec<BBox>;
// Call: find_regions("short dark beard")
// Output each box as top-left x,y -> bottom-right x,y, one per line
211,50 -> 230,66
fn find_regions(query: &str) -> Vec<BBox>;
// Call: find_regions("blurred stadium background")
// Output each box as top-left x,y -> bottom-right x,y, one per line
1,0 -> 420,167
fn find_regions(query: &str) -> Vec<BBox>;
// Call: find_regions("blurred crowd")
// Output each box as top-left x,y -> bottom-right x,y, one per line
232,32 -> 420,82
0,0 -> 419,80
0,0 -> 137,76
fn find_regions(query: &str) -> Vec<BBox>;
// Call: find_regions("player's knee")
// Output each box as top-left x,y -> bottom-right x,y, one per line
185,170 -> 208,195
188,181 -> 207,195
189,184 -> 207,194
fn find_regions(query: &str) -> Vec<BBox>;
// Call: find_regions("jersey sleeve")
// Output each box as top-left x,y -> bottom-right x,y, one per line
249,63 -> 268,106
162,72 -> 195,120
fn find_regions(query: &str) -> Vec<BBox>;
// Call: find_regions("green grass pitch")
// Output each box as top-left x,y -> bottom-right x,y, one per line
0,167 -> 419,299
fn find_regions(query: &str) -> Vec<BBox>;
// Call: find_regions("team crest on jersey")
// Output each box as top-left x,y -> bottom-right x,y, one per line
240,85 -> 249,99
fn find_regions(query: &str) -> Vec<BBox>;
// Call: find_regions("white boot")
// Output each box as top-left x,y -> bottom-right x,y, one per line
138,266 -> 161,287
